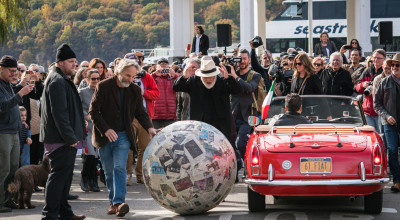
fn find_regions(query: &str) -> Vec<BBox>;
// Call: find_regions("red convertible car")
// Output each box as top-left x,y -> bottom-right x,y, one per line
244,95 -> 389,214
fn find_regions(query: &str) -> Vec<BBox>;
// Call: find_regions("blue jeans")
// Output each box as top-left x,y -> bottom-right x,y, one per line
99,131 -> 130,205
235,119 -> 252,160
365,115 -> 381,134
384,124 -> 400,183
20,144 -> 30,166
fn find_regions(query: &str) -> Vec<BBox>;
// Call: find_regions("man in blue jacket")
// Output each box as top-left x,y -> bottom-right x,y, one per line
0,55 -> 34,212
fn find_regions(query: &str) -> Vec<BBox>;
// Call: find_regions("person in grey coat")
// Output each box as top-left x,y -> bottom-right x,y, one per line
78,69 -> 101,192
0,55 -> 34,212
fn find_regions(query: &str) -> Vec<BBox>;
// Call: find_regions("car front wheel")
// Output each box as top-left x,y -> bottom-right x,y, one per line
248,186 -> 265,212
364,189 -> 383,214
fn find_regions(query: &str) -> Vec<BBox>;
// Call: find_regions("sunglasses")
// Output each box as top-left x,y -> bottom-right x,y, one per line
295,63 -> 303,66
313,63 -> 322,67
82,65 -> 89,68
33,69 -> 39,72
392,64 -> 400,68
90,77 -> 101,81
351,42 -> 358,44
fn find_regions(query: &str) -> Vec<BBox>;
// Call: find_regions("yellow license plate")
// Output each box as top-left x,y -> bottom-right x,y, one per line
300,157 -> 332,173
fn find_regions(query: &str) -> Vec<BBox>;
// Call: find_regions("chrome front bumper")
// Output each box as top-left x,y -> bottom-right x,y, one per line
244,178 -> 390,186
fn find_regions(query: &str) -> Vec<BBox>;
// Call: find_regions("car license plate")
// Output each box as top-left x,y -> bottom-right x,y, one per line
300,157 -> 332,173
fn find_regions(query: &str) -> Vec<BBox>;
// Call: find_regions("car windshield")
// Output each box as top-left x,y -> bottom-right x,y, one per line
266,95 -> 364,125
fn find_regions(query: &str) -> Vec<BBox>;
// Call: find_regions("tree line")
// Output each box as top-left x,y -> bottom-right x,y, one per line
0,0 -> 283,67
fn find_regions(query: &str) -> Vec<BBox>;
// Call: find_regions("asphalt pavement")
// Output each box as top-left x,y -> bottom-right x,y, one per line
1,154 -> 399,220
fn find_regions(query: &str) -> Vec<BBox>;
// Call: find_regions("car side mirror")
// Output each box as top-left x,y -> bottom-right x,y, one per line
248,116 -> 260,127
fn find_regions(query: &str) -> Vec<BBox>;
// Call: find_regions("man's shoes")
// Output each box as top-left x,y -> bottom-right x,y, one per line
136,175 -> 144,184
107,203 -> 117,215
34,186 -> 42,192
0,205 -> 12,213
127,174 -> 132,185
391,182 -> 400,192
115,203 -> 129,217
69,214 -> 86,220
80,178 -> 90,192
67,194 -> 79,200
4,199 -> 18,209
89,178 -> 100,192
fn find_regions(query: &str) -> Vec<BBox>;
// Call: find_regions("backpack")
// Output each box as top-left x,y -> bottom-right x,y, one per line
246,70 -> 266,114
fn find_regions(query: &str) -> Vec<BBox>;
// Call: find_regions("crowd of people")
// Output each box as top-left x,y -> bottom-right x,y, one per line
1,29 -> 400,219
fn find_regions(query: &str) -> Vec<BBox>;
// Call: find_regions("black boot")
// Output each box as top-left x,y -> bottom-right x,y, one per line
88,156 -> 100,192
80,155 -> 90,192
80,175 -> 90,192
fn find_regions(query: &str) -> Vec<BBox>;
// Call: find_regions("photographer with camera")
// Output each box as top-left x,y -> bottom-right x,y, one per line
268,52 -> 294,96
249,38 -> 272,91
151,57 -> 178,129
356,49 -> 385,133
230,49 -> 261,160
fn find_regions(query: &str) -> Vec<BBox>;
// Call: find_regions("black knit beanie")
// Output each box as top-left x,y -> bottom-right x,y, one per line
56,44 -> 76,62
0,55 -> 18,68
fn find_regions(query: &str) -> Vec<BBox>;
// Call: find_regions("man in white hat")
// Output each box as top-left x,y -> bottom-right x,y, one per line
374,53 -> 400,192
173,59 -> 242,146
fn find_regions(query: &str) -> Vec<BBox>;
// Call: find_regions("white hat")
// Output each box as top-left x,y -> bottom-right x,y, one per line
195,60 -> 220,77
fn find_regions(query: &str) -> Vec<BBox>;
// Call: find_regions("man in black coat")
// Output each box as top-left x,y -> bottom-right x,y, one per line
191,25 -> 209,56
173,58 -> 242,143
319,52 -> 353,96
40,44 -> 86,220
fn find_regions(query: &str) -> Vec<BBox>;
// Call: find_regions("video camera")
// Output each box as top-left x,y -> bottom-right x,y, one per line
364,82 -> 373,96
223,57 -> 242,73
136,70 -> 146,78
268,61 -> 294,83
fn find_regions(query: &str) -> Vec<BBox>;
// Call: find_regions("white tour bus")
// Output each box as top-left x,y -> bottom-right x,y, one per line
265,0 -> 400,55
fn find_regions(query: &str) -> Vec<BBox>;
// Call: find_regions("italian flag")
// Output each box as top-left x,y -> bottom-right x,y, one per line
261,80 -> 275,120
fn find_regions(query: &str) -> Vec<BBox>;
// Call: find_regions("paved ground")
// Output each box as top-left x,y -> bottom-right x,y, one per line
1,154 -> 399,220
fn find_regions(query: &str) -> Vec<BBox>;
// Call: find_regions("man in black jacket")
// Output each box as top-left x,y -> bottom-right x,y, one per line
319,52 -> 353,96
269,93 -> 311,126
40,44 -> 86,220
249,41 -> 272,91
191,25 -> 209,56
374,53 -> 400,192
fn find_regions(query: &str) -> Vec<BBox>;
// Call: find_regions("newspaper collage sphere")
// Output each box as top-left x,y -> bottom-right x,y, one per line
142,120 -> 237,215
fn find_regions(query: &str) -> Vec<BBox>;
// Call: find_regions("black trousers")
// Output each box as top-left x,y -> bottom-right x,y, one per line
30,134 -> 44,165
42,146 -> 77,220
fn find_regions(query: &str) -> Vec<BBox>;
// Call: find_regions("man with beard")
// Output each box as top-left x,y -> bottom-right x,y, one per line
89,58 -> 156,217
173,58 -> 242,142
40,44 -> 86,220
231,49 -> 261,159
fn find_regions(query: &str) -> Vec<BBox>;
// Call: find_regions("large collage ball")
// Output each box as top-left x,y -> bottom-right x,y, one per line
142,120 -> 237,215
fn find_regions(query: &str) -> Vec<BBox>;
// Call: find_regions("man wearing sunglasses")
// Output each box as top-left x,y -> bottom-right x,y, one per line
374,53 -> 400,192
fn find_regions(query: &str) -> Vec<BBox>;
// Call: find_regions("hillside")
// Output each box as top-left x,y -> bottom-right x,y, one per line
0,0 -> 284,66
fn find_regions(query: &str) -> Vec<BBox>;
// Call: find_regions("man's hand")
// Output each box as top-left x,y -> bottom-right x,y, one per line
30,71 -> 39,82
340,45 -> 347,54
17,84 -> 34,97
198,52 -> 202,56
26,138 -> 32,145
387,116 -> 396,125
183,64 -> 197,79
18,76 -> 30,87
70,142 -> 78,147
249,40 -> 255,49
168,68 -> 176,78
148,128 -> 157,138
363,81 -> 370,88
105,129 -> 118,142
219,64 -> 229,79
154,68 -> 162,77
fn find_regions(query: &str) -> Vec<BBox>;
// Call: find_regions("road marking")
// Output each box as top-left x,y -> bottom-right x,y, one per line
265,211 -> 308,220
330,212 -> 374,220
382,207 -> 398,213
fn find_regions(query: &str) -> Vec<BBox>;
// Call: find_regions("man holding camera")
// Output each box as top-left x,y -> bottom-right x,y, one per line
151,58 -> 178,129
356,49 -> 385,133
249,40 -> 272,91
231,49 -> 261,159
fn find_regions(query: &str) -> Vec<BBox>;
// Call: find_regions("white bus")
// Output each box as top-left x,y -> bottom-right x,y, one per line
265,0 -> 400,55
